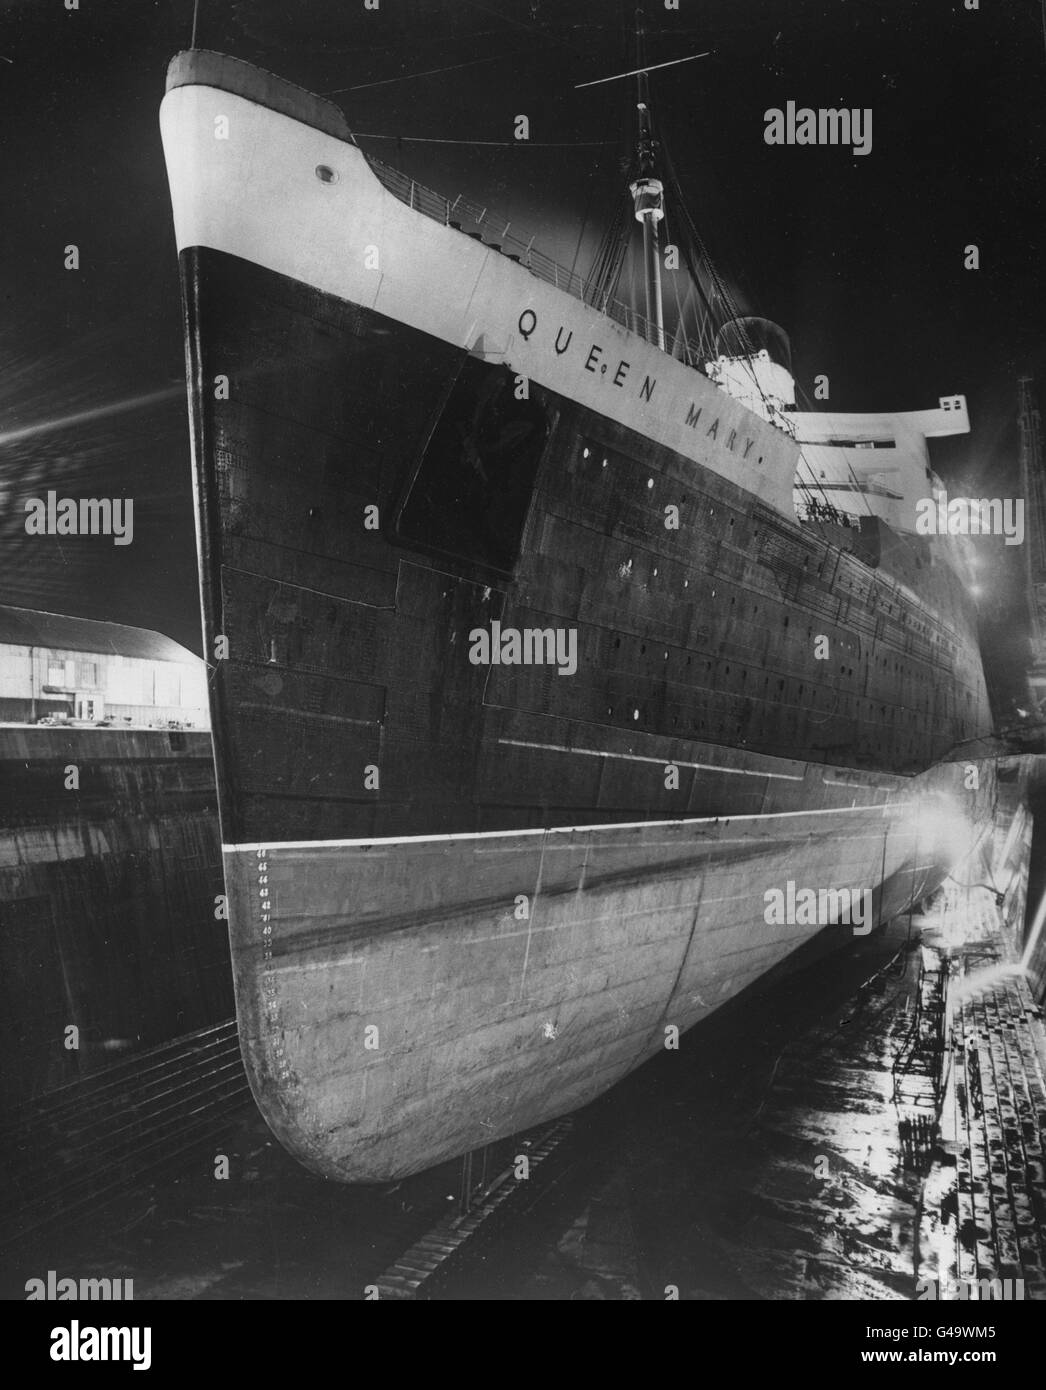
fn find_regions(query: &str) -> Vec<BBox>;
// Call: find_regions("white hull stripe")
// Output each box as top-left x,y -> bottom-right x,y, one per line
496,737 -> 805,781
222,801 -> 903,855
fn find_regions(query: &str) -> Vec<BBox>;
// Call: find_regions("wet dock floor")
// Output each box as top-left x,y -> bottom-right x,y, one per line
443,912 -> 929,1300
0,911 -> 927,1289
4,870 -> 1045,1301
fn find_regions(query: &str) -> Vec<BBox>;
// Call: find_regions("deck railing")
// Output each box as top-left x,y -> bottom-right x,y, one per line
365,154 -> 708,367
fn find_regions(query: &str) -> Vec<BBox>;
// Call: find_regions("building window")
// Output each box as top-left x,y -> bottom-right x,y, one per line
78,661 -> 98,686
47,661 -> 64,686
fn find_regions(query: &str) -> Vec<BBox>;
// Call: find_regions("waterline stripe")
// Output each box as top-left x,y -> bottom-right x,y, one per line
496,737 -> 805,781
223,802 -> 901,854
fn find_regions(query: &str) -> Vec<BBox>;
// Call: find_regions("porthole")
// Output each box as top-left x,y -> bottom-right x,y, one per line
315,164 -> 338,183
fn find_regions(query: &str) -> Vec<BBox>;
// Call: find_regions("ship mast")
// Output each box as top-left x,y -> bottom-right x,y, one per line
629,6 -> 666,350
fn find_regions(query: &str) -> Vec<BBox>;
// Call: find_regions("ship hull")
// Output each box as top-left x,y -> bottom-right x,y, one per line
224,758 -> 990,1181
160,53 -> 996,1181
176,244 -> 988,841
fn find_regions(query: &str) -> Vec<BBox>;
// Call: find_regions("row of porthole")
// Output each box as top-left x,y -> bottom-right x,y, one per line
606,627 -> 901,693
581,444 -> 754,528
596,700 -> 937,739
581,445 -> 655,492
578,446 -> 950,657
597,673 -> 939,727
581,435 -> 806,542
601,543 -> 948,684
608,642 -> 944,717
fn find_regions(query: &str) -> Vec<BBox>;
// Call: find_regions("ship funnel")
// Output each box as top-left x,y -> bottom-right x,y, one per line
706,317 -> 796,426
714,317 -> 792,372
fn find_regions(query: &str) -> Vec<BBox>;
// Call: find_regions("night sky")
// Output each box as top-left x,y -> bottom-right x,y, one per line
0,0 -> 1043,694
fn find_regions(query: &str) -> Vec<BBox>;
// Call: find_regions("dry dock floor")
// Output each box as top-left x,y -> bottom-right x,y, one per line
2,891 -> 1044,1301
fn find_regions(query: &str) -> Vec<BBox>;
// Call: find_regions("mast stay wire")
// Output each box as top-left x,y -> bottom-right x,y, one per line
654,101 -> 866,524
566,81 -> 620,293
660,204 -> 692,363
627,15 -> 941,593
646,82 -> 825,491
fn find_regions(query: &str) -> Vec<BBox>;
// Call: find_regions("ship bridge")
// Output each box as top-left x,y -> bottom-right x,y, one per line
703,315 -> 971,538
792,395 -> 970,536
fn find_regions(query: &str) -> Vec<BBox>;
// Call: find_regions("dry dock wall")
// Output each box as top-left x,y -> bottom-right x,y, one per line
0,729 -> 231,1107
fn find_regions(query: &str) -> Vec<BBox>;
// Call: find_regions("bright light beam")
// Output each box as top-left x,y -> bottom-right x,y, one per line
0,385 -> 183,448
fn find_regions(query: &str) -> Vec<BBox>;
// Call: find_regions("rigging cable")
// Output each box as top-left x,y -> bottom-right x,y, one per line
566,83 -> 619,295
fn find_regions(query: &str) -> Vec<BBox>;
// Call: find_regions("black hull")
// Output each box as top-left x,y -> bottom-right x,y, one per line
181,246 -> 991,847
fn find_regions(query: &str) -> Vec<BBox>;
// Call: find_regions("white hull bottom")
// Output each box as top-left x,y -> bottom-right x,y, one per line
222,761 -> 990,1181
